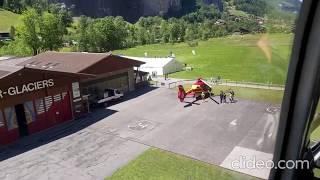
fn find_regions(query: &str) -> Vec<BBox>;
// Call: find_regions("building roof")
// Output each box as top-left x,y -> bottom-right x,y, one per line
0,52 -> 144,81
0,65 -> 94,80
0,57 -> 32,66
0,56 -> 12,61
19,52 -> 144,74
0,65 -> 23,79
0,57 -> 32,78
18,51 -> 112,73
121,56 -> 174,68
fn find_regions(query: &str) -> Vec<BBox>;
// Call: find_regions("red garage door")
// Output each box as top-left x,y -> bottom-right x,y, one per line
29,92 -> 73,134
52,92 -> 72,124
0,107 -> 20,145
0,92 -> 73,145
0,110 -> 19,145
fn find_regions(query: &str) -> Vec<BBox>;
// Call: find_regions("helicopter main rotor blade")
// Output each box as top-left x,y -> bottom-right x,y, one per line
209,95 -> 220,104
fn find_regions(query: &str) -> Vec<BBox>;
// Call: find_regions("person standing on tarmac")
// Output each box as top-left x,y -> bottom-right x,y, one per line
229,92 -> 233,103
220,91 -> 224,104
201,91 -> 206,103
230,89 -> 235,103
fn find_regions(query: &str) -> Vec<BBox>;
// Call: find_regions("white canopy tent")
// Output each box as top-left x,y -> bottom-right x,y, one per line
121,56 -> 184,76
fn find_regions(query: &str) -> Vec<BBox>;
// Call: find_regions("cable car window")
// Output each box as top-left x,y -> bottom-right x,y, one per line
0,0 -> 305,179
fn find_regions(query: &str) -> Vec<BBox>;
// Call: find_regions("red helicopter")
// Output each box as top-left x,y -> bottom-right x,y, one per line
178,78 -> 219,106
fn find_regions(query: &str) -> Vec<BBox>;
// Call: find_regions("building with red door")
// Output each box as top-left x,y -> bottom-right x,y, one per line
0,52 -> 144,146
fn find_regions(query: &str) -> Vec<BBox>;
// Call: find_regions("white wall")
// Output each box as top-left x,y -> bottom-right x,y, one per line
163,59 -> 184,75
132,58 -> 183,76
139,67 -> 164,76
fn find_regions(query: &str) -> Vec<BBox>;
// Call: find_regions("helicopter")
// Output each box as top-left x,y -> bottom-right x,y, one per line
177,78 -> 219,106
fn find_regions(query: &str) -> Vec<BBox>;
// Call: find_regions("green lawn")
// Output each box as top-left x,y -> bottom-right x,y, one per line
310,104 -> 320,141
179,85 -> 284,104
214,85 -> 284,104
312,127 -> 320,142
106,148 -> 259,180
115,33 -> 293,85
228,7 -> 249,17
0,9 -> 21,32
309,105 -> 320,177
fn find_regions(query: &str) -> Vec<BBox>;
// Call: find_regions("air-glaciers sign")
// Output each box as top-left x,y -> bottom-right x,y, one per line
0,79 -> 54,99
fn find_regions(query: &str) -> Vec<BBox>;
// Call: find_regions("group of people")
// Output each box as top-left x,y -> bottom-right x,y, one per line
219,89 -> 235,104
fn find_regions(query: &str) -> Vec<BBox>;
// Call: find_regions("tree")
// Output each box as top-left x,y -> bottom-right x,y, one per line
78,15 -> 90,52
49,3 -> 73,28
201,20 -> 213,40
9,26 -> 16,39
0,38 -> 33,56
126,24 -> 138,47
160,20 -> 170,43
18,8 -> 41,55
184,24 -> 199,42
30,0 -> 49,13
181,0 -> 197,15
113,16 -> 129,49
3,0 -> 22,13
136,27 -> 148,45
3,0 -> 50,13
234,0 -> 268,17
85,17 -> 128,52
168,20 -> 185,43
40,12 -> 65,51
17,8 -> 67,54
198,4 -> 221,21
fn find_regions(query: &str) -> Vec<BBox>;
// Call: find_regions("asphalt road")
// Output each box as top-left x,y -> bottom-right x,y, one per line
0,87 -> 280,180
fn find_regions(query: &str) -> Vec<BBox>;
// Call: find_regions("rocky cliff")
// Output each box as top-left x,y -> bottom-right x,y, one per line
51,0 -> 223,22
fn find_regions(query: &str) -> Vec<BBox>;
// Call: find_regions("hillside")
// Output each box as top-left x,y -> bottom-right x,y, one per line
50,0 -> 223,22
0,9 -> 20,32
115,33 -> 293,85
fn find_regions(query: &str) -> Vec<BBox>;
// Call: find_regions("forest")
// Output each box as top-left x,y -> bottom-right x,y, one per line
0,0 -> 297,56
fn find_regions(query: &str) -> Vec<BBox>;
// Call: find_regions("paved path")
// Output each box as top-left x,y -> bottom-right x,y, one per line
0,109 -> 149,180
0,87 -> 280,180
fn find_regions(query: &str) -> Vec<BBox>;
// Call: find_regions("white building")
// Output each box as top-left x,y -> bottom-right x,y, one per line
122,56 -> 184,76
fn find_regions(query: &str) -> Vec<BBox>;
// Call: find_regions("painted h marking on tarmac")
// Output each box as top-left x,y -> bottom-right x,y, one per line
230,119 -> 238,126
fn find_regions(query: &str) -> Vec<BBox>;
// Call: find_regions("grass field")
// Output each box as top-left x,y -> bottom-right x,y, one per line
115,33 -> 293,85
213,85 -> 284,104
309,104 -> 320,141
178,84 -> 284,104
0,9 -> 21,32
106,148 -> 259,180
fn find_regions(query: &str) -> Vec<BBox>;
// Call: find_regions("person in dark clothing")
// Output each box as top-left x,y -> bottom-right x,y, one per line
230,90 -> 235,103
220,91 -> 224,104
223,92 -> 227,103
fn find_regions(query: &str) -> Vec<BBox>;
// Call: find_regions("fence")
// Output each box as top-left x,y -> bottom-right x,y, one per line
218,79 -> 285,90
168,80 -> 185,89
152,79 -> 285,91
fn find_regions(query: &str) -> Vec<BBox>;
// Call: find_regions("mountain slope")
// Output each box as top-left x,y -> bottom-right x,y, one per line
0,8 -> 20,32
50,0 -> 223,22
